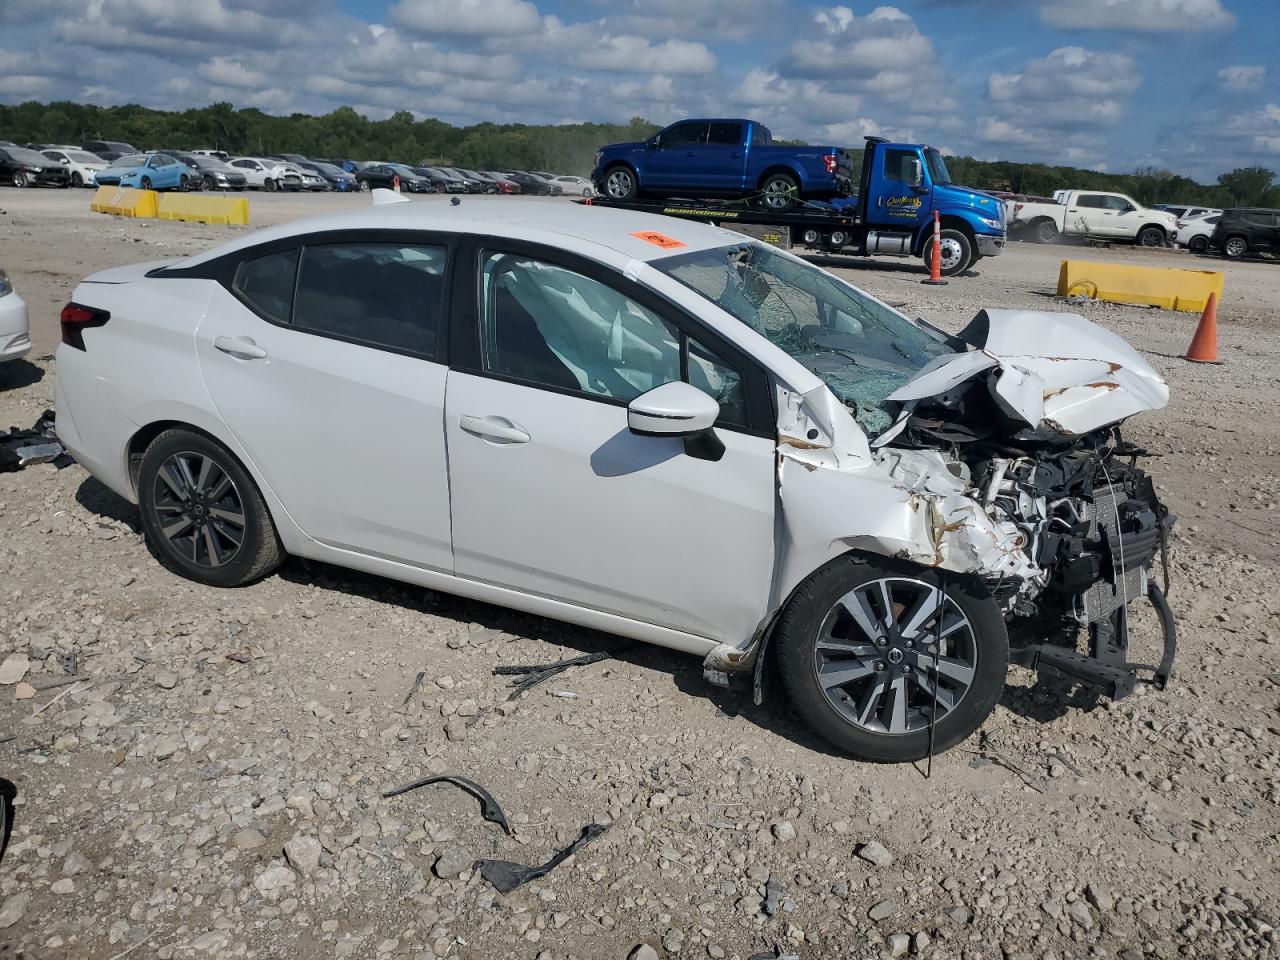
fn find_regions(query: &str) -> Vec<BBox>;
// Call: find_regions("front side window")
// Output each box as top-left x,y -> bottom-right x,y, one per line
1103,195 -> 1134,212
1075,195 -> 1104,208
883,149 -> 917,183
294,243 -> 448,357
656,242 -> 953,434
479,252 -> 746,426
233,249 -> 298,323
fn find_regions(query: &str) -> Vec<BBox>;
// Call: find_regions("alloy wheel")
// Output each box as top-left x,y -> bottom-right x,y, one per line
606,169 -> 633,199
152,451 -> 247,569
1225,237 -> 1247,258
933,237 -> 966,272
762,180 -> 795,210
812,577 -> 978,735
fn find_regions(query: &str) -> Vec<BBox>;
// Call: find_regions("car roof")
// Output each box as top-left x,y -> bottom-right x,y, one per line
172,197 -> 750,269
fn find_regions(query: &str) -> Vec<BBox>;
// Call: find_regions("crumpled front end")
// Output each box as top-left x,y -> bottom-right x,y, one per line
753,307 -> 1177,700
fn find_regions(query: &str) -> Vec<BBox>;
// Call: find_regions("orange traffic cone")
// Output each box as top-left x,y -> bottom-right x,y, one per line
1185,291 -> 1222,363
393,174 -> 401,193
922,210 -> 947,286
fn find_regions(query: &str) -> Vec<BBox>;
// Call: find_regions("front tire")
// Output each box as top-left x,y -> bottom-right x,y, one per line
71,172 -> 83,188
759,172 -> 800,211
775,555 -> 1008,763
140,176 -> 152,190
603,165 -> 637,202
137,429 -> 284,588
923,228 -> 974,277
11,171 -> 30,188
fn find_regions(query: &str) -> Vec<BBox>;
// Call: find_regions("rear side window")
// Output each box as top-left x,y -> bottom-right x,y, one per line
233,249 -> 298,323
294,243 -> 448,357
708,122 -> 742,145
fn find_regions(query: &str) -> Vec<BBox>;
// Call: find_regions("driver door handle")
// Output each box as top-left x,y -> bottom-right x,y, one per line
459,415 -> 530,444
213,336 -> 268,360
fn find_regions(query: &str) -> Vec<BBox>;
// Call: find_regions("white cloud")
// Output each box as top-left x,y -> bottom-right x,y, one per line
569,36 -> 716,75
1218,65 -> 1266,92
196,57 -> 267,89
985,47 -> 1139,125
390,0 -> 545,36
780,5 -> 934,83
1040,0 -> 1234,33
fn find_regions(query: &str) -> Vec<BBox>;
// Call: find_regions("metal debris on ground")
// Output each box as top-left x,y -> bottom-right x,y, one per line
402,670 -> 426,706
475,822 -> 610,894
382,775 -> 513,835
494,650 -> 612,701
0,410 -> 72,472
748,948 -> 800,960
971,729 -> 1048,793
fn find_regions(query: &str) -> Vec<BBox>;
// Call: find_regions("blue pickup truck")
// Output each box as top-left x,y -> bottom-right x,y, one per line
589,129 -> 1006,277
592,118 -> 852,211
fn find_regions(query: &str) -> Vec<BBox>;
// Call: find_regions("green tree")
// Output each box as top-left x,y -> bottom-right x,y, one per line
1217,166 -> 1275,207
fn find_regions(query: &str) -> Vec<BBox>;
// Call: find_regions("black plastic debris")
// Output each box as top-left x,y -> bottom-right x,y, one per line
1,410 -> 71,472
494,651 -> 611,701
476,822 -> 609,894
382,775 -> 513,836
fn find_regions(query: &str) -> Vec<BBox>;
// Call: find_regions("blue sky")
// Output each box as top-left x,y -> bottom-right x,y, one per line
1,0 -> 1276,182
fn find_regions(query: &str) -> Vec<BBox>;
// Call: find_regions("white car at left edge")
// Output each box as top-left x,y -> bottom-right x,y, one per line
0,267 -> 31,363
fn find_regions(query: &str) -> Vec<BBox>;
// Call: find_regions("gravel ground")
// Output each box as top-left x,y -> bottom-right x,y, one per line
1,190 -> 1278,960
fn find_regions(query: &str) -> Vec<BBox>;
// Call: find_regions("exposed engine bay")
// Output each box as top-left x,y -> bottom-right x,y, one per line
869,308 -> 1177,697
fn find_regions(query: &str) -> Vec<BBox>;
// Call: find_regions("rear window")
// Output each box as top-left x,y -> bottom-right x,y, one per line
708,122 -> 743,145
293,243 -> 448,358
233,249 -> 298,323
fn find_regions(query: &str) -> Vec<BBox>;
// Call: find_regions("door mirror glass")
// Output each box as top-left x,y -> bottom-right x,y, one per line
908,158 -> 924,189
647,137 -> 659,150
627,381 -> 720,438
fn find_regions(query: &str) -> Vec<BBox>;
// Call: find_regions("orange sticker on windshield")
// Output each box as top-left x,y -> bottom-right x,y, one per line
631,230 -> 687,249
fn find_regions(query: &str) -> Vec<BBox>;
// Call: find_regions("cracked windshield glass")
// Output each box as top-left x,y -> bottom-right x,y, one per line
656,242 -> 953,433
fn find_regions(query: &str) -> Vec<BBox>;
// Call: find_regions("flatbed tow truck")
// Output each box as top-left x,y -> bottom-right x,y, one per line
583,137 -> 1008,278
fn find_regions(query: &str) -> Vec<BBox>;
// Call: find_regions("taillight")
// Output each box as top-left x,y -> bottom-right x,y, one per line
824,154 -> 838,174
60,302 -> 110,350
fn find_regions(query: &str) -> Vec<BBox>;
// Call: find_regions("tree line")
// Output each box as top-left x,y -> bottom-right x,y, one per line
2,99 -> 1277,208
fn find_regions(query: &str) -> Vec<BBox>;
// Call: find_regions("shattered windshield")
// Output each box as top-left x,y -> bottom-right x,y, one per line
655,242 -> 953,433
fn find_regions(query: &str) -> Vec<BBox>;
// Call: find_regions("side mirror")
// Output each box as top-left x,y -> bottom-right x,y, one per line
908,158 -> 924,189
647,137 -> 660,150
59,157 -> 69,164
628,382 -> 725,461
628,381 -> 718,437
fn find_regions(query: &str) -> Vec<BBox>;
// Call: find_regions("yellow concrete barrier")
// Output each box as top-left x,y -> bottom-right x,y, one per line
1056,259 -> 1224,313
89,186 -> 158,218
156,193 -> 250,226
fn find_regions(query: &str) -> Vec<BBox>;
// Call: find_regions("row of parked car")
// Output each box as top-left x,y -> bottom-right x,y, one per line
1151,204 -> 1280,261
0,138 -> 595,198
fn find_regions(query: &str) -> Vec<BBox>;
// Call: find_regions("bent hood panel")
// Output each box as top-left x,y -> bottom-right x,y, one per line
887,309 -> 1168,435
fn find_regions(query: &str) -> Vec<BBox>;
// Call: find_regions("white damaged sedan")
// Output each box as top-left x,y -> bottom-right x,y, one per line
55,195 -> 1177,762
0,267 -> 31,363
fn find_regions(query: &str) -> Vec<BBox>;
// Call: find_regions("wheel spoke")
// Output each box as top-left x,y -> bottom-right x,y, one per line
175,455 -> 199,495
876,580 -> 895,630
208,505 -> 245,528
816,637 -> 879,658
853,675 -> 888,726
898,586 -> 940,639
932,656 -> 975,687
209,516 -> 243,547
160,516 -> 194,538
887,675 -> 909,734
818,660 -> 876,690
913,670 -> 958,714
159,462 -> 190,501
836,589 -> 884,644
202,524 -> 223,567
194,456 -> 216,494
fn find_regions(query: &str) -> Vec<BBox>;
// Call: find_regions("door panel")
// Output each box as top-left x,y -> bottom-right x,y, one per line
196,283 -> 452,570
445,372 -> 775,642
868,147 -> 926,231
647,121 -> 709,188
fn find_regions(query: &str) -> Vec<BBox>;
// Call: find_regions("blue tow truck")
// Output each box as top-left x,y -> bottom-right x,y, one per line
589,124 -> 1006,277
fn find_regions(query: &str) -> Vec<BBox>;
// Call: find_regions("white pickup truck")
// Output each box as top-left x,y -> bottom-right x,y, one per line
1009,190 -> 1178,247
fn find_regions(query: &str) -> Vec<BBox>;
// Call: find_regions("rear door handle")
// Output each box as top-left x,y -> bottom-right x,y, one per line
213,335 -> 267,360
459,415 -> 530,444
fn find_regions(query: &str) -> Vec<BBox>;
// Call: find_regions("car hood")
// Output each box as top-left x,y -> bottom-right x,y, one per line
933,183 -> 1004,217
883,308 -> 1168,436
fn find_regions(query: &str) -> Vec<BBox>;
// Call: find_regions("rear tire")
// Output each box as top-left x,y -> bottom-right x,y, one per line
1136,226 -> 1165,248
137,429 -> 284,588
1188,235 -> 1208,254
923,228 -> 974,277
1223,236 -> 1248,259
759,172 -> 800,211
603,165 -> 637,202
1034,219 -> 1059,244
775,555 -> 1008,763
